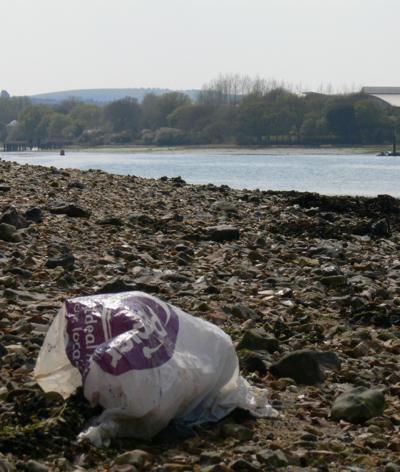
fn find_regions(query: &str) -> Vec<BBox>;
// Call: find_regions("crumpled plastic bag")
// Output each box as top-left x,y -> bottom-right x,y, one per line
34,291 -> 277,445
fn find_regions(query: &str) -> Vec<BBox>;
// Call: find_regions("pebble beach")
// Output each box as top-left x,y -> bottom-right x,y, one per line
0,158 -> 400,471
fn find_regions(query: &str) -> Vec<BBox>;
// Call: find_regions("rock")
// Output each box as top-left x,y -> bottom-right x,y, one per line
25,460 -> 49,472
201,465 -> 233,472
0,344 -> 7,359
46,254 -> 75,269
211,200 -> 238,213
204,225 -> 240,242
221,423 -> 253,441
256,449 -> 288,468
96,277 -> 138,294
384,463 -> 400,472
230,304 -> 260,320
0,223 -> 22,243
114,449 -> 153,467
320,275 -> 347,288
110,465 -> 138,472
200,452 -> 224,466
237,349 -> 268,375
229,458 -> 260,471
0,456 -> 14,471
170,176 -> 186,185
237,328 -> 279,353
49,203 -> 91,217
330,387 -> 385,424
0,184 -> 11,192
0,206 -> 27,229
97,216 -> 124,226
129,212 -> 155,225
4,288 -> 46,302
68,181 -> 85,189
269,350 -> 341,385
25,208 -> 44,223
370,218 -> 391,237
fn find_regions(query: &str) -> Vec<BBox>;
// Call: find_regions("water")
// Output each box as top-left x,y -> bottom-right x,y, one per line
1,148 -> 399,197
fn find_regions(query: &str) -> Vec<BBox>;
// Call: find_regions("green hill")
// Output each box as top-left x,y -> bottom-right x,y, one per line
30,88 -> 199,104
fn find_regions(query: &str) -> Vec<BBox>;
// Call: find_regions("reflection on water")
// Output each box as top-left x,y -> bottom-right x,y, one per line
1,148 -> 399,197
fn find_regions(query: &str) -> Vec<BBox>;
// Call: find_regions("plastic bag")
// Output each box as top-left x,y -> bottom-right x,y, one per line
34,291 -> 277,445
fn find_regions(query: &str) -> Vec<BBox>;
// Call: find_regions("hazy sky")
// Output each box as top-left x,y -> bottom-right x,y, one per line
2,0 -> 400,96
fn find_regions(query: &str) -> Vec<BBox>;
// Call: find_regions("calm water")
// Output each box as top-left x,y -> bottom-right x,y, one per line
1,148 -> 399,197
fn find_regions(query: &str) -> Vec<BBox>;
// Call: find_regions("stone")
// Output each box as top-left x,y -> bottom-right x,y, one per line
49,203 -> 91,217
205,225 -> 240,242
110,465 -> 138,472
25,460 -> 49,472
229,458 -> 260,471
24,208 -> 44,223
170,175 -> 186,185
201,465 -> 232,472
46,254 -> 75,269
230,304 -> 260,320
256,449 -> 288,468
68,181 -> 85,189
221,423 -> 253,441
384,463 -> 400,472
97,216 -> 124,226
6,267 -> 32,278
211,200 -> 238,213
96,277 -> 138,294
237,349 -> 268,375
330,387 -> 385,424
0,456 -> 14,472
200,452 -> 224,466
0,184 -> 11,192
370,218 -> 390,237
0,344 -> 7,359
320,275 -> 347,288
269,350 -> 341,385
237,328 -> 279,353
129,212 -> 155,225
0,223 -> 22,243
114,449 -> 153,467
0,206 -> 27,229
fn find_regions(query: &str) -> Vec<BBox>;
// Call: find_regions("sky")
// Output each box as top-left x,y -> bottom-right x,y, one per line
2,0 -> 400,96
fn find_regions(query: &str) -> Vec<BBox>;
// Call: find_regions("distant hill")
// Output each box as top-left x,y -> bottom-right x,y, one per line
30,88 -> 200,105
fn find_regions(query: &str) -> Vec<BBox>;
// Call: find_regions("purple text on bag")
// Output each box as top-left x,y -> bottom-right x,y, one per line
65,294 -> 179,375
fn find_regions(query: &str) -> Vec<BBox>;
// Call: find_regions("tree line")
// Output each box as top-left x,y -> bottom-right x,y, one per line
1,75 -> 399,147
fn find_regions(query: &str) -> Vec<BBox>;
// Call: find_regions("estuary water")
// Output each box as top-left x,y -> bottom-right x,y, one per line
1,148 -> 399,197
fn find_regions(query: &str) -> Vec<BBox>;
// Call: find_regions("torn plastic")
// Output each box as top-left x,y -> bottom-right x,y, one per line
34,292 -> 277,445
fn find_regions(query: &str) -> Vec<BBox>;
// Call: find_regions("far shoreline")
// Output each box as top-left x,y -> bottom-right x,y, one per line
2,143 -> 384,155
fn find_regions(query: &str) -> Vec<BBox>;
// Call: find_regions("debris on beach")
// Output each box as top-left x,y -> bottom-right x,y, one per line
0,159 -> 400,470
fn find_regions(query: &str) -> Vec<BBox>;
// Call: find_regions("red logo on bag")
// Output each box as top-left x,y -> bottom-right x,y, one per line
65,294 -> 179,375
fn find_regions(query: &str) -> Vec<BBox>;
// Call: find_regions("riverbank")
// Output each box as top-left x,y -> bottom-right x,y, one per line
0,159 -> 399,471
0,143 -> 384,154
61,144 -> 385,155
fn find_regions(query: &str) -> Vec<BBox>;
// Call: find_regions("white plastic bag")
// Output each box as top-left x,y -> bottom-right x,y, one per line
35,291 -> 277,445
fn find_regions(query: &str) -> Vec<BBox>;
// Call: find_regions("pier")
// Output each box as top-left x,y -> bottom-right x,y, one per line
2,141 -> 31,152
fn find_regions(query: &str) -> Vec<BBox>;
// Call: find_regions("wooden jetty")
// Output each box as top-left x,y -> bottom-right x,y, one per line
2,141 -> 31,152
2,139 -> 72,152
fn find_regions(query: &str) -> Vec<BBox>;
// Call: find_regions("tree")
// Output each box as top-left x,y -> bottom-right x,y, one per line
48,113 -> 72,140
104,97 -> 141,133
236,95 -> 271,144
354,100 -> 386,143
15,105 -> 54,143
70,103 -> 103,130
142,92 -> 191,129
326,99 -> 360,143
